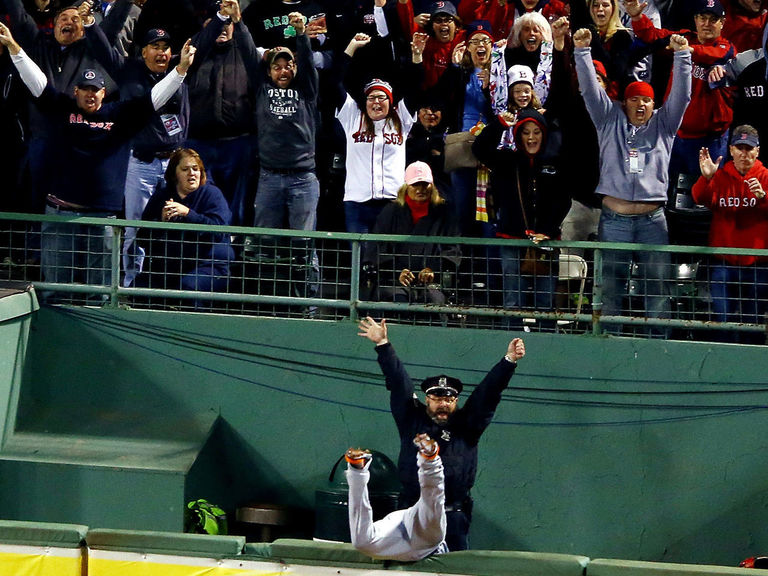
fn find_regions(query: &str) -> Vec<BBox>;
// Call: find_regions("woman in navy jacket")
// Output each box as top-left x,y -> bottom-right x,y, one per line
140,148 -> 234,302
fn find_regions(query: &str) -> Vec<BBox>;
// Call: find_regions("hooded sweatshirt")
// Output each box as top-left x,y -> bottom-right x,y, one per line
691,158 -> 768,266
472,108 -> 570,238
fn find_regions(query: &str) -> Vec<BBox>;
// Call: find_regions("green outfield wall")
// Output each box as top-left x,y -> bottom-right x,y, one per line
1,305 -> 767,567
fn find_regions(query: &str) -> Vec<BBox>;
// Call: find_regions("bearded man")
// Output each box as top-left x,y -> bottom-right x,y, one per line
357,316 -> 525,551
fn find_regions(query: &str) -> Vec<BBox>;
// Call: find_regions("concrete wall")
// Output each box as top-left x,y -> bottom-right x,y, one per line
11,306 -> 768,566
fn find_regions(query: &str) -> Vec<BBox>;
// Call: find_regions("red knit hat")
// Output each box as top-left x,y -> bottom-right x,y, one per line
623,81 -> 654,100
592,60 -> 608,80
364,79 -> 394,104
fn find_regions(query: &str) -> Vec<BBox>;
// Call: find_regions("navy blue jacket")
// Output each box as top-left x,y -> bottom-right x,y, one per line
37,87 -> 154,210
86,23 -> 189,157
141,181 -> 234,277
375,342 -> 516,507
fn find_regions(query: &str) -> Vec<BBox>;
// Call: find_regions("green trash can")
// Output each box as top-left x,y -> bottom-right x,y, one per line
314,450 -> 401,542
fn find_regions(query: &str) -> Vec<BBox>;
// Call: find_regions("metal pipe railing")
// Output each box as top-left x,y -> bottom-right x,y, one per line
2,212 -> 768,339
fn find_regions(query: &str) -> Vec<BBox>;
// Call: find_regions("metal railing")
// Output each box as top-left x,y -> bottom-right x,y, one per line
2,212 -> 767,342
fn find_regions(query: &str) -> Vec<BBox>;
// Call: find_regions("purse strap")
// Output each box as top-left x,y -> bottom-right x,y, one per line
516,169 -> 531,233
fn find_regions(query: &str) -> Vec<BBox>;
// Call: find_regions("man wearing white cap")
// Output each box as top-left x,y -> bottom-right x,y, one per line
357,316 -> 525,550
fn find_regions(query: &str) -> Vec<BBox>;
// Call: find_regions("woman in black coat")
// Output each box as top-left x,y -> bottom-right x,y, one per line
365,161 -> 461,305
472,108 -> 571,328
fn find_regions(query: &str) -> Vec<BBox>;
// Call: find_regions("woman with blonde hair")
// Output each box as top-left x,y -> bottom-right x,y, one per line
365,162 -> 460,305
570,0 -> 646,89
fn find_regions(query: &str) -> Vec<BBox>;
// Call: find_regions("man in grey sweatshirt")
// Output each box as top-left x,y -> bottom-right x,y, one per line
573,28 -> 692,335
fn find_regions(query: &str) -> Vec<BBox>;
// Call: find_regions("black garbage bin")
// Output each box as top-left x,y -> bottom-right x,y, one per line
314,450 -> 401,542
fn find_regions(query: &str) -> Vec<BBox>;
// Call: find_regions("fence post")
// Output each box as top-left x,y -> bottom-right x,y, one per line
592,247 -> 602,335
109,225 -> 122,308
349,240 -> 361,321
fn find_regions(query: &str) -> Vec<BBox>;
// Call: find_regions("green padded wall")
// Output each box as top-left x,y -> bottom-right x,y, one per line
4,306 -> 768,566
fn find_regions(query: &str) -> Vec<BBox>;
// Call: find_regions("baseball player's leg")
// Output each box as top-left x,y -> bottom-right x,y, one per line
346,448 -> 410,558
410,434 -> 447,551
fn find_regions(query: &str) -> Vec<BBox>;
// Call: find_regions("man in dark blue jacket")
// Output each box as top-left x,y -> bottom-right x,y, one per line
0,20 -> 194,299
357,316 -> 525,551
86,11 -> 190,286
185,1 -> 256,227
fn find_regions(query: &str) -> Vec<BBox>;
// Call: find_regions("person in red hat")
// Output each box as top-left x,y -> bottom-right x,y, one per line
692,124 -> 768,343
573,27 -> 692,335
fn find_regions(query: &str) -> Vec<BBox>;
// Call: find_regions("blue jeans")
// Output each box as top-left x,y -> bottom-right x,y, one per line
123,154 -> 168,287
254,168 -> 319,231
598,206 -> 671,334
710,261 -> 768,343
343,199 -> 391,234
500,245 -> 557,329
254,168 -> 320,299
187,135 -> 256,227
41,205 -> 115,302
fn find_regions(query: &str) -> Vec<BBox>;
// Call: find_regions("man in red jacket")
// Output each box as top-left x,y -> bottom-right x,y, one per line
722,0 -> 767,52
626,0 -> 736,179
692,124 -> 768,343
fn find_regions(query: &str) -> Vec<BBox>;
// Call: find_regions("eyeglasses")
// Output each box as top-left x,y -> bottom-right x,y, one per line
468,38 -> 491,46
366,95 -> 388,102
427,394 -> 458,404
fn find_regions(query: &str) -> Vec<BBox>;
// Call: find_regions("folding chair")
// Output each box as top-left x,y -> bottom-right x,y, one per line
557,254 -> 589,331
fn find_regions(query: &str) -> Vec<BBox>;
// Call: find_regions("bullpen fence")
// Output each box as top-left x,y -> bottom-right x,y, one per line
1,212 -> 767,342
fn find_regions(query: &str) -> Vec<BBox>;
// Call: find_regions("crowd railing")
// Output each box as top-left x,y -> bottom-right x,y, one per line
1,212 -> 766,342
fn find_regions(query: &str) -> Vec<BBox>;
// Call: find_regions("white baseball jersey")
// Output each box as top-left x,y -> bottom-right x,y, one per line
336,94 -> 417,203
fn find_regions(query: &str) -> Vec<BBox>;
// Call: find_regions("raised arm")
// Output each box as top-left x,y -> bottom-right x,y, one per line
334,32 -> 372,110
97,0 -> 135,46
229,0 -> 266,91
657,35 -> 692,133
400,37 -> 425,114
573,28 -> 613,126
150,38 -> 195,110
85,17 -> 127,78
358,317 -> 421,433
460,338 -> 523,441
289,12 -> 319,98
0,21 -> 47,96
191,8 -> 229,64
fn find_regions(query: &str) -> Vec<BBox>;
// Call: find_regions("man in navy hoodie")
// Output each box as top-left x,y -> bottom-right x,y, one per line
0,20 -> 195,299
